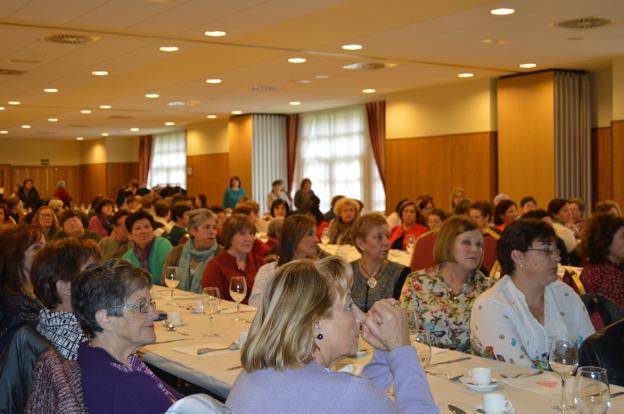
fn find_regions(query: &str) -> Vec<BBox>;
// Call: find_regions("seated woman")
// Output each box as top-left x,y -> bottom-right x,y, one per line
163,209 -> 223,293
226,257 -> 439,414
99,210 -> 131,259
415,195 -> 434,227
300,198 -> 329,239
55,209 -> 102,242
248,214 -> 318,307
328,197 -> 360,245
0,225 -> 45,338
263,217 -> 283,254
594,200 -> 622,217
426,208 -> 448,231
269,198 -> 290,219
400,216 -> 493,352
351,213 -> 410,311
388,200 -> 427,250
88,198 -> 114,237
547,198 -> 578,253
72,259 -> 181,414
493,199 -> 518,233
470,219 -> 595,369
31,238 -> 102,359
122,210 -> 173,285
31,205 -> 62,241
202,214 -> 264,302
579,213 -> 624,307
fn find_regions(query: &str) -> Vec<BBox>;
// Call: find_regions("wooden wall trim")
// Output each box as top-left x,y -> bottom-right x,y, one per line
591,127 -> 612,206
186,153 -> 229,206
386,131 -> 496,142
612,120 -> 624,210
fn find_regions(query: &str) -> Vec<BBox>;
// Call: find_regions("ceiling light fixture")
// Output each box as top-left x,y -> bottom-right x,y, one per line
145,93 -> 160,99
519,63 -> 537,68
0,107 -> 4,110
165,121 -> 175,126
289,101 -> 301,106
99,104 -> 112,109
101,132 -> 109,137
80,109 -> 92,114
206,115 -> 217,119
482,38 -> 511,45
362,88 -> 376,93
458,72 -> 474,78
206,79 -> 222,84
91,70 -> 109,76
130,127 -> 140,132
288,57 -> 306,64
231,110 -> 243,115
0,130 -> 7,134
48,118 -> 58,122
76,136 -> 84,141
44,88 -> 58,93
490,8 -> 515,15
159,46 -> 179,52
315,75 -> 329,79
21,124 -> 31,129
204,30 -> 226,37
8,101 -> 20,105
342,44 -> 363,51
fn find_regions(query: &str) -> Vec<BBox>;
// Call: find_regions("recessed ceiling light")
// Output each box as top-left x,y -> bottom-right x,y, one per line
362,88 -> 376,94
0,130 -> 7,134
204,30 -> 226,37
80,109 -> 92,114
165,121 -> 175,126
482,38 -> 511,45
168,101 -> 186,107
315,75 -> 329,79
8,101 -> 20,105
130,127 -> 140,132
289,101 -> 301,106
0,107 -> 4,110
159,46 -> 179,52
458,73 -> 474,78
295,79 -> 312,84
43,88 -> 58,93
288,57 -> 306,64
206,114 -> 217,119
206,79 -> 222,84
21,124 -> 31,129
145,93 -> 159,99
101,132 -> 109,137
519,63 -> 537,69
91,70 -> 109,76
48,118 -> 58,122
99,104 -> 111,109
231,110 -> 243,115
490,8 -> 515,15
342,44 -> 363,51
76,136 -> 84,141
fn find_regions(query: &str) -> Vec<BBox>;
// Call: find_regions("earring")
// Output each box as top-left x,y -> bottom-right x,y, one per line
316,333 -> 324,340
519,263 -> 524,270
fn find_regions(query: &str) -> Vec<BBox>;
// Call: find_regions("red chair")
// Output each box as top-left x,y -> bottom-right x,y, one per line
481,229 -> 499,274
410,230 -> 438,271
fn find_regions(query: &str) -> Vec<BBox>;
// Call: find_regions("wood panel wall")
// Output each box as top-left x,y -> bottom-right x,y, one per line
9,165 -> 82,205
384,132 -> 497,213
228,115 -> 253,198
79,164 -> 107,206
591,127 -> 612,206
186,153 -> 229,206
612,120 -> 624,210
106,162 -> 139,203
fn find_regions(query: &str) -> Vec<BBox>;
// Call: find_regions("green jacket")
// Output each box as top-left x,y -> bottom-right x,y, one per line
122,237 -> 172,285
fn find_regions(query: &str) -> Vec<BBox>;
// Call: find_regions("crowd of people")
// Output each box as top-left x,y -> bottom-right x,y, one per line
1,175 -> 623,413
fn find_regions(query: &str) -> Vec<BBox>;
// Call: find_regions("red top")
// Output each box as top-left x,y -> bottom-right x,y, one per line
252,238 -> 271,257
388,224 -> 427,250
201,251 -> 264,303
580,261 -> 624,307
316,221 -> 329,239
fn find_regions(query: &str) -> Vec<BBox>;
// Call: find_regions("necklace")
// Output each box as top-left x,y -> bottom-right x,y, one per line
360,259 -> 387,289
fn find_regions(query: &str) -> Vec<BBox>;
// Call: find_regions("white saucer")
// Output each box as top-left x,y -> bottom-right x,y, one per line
474,404 -> 515,414
460,377 -> 499,392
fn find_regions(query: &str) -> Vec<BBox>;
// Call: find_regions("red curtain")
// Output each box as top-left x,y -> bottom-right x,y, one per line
138,135 -> 153,187
366,101 -> 386,189
286,114 -> 299,194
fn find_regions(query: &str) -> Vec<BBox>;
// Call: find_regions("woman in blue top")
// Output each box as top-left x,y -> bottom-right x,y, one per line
223,176 -> 246,209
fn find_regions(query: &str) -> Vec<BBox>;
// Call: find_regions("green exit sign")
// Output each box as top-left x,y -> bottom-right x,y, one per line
41,159 -> 49,166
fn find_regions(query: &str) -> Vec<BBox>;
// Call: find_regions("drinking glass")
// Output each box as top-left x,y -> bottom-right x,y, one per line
229,276 -> 247,322
574,366 -> 610,414
164,266 -> 179,299
320,227 -> 330,245
405,309 -> 431,368
406,235 -> 416,256
549,336 -> 579,412
202,287 -> 221,337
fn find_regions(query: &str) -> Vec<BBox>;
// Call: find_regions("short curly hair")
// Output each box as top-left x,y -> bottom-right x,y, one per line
497,219 -> 557,276
580,213 -> 624,264
71,259 -> 152,339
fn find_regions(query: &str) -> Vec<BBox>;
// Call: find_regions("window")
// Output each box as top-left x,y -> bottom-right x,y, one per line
294,105 -> 385,212
148,130 -> 187,189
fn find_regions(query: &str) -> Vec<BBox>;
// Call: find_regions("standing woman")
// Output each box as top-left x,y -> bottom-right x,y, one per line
32,205 -> 62,241
223,176 -> 246,209
249,214 -> 318,306
294,178 -> 315,211
328,197 -> 360,245
493,199 -> 518,233
163,209 -> 224,293
388,200 -> 427,250
89,198 -> 115,237
351,213 -> 411,311
400,216 -> 493,351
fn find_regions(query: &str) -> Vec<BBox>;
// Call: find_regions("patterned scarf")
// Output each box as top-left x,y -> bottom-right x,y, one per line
37,308 -> 85,360
133,239 -> 155,272
97,213 -> 113,234
177,240 -> 218,293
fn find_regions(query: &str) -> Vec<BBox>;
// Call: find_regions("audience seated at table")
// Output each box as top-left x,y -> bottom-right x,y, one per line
493,199 -> 518,233
249,214 -> 318,307
426,208 -> 448,231
88,198 -> 114,237
415,195 -> 434,227
122,210 -> 173,285
202,214 -> 264,302
385,198 -> 407,230
470,219 -> 594,369
449,187 -> 466,214
328,197 -> 360,245
72,259 -> 181,414
521,209 -> 578,266
165,203 -> 191,246
400,216 -> 493,352
227,257 -> 439,414
351,213 -> 410,311
519,196 -> 538,216
299,197 -> 329,239
388,200 -> 427,250
263,217 -> 283,254
31,205 -> 62,241
547,198 -> 578,253
579,213 -> 624,307
594,200 -> 622,217
163,208 -> 224,293
54,209 -> 102,242
99,210 -> 131,259
31,238 -> 102,359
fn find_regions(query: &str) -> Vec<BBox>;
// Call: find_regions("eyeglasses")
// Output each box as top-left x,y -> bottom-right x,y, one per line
112,299 -> 156,314
526,245 -> 560,257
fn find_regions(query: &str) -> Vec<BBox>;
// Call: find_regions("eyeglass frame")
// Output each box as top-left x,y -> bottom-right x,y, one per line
525,245 -> 561,257
111,299 -> 156,314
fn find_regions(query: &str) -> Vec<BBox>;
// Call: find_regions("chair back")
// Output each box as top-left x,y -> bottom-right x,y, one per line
165,394 -> 233,414
481,230 -> 499,273
561,269 -> 586,296
410,230 -> 438,271
581,293 -> 624,331
579,319 -> 624,387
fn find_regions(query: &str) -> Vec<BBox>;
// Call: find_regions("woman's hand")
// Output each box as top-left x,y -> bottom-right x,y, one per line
361,299 -> 410,351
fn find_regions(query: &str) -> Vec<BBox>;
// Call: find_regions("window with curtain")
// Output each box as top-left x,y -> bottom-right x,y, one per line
147,130 -> 187,189
294,105 -> 385,213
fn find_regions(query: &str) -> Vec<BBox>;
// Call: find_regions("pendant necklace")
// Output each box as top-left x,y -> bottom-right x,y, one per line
361,260 -> 387,289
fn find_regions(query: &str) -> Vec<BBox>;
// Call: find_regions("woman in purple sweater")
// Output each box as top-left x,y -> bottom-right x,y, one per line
226,256 -> 439,414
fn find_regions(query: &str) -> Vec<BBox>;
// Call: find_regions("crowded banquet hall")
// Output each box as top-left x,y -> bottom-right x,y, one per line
2,0 -> 624,413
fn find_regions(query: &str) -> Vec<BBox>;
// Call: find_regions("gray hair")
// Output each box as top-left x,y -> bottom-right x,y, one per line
57,180 -> 66,189
267,217 -> 284,239
189,208 -> 217,231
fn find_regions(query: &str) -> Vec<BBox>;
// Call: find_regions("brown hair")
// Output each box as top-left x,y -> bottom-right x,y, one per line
580,213 -> 624,264
0,225 -> 44,294
221,214 -> 256,249
433,215 -> 481,265
277,214 -> 316,265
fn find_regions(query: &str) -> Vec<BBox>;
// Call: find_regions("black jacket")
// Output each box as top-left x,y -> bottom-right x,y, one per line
579,319 -> 624,387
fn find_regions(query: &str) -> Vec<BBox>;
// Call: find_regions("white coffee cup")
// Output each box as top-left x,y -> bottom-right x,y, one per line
469,367 -> 492,385
168,311 -> 182,325
483,393 -> 513,413
192,299 -> 204,313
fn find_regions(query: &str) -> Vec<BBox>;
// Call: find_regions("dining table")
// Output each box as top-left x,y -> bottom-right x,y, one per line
319,243 -> 412,267
141,286 -> 624,413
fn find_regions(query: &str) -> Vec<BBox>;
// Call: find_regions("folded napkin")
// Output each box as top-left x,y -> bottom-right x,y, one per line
502,372 -> 561,396
173,342 -> 240,358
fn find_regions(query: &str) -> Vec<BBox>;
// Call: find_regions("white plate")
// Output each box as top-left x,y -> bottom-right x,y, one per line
474,404 -> 515,414
460,377 -> 500,392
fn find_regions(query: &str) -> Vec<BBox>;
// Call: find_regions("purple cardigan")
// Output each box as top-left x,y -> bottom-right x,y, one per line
77,342 -> 179,414
226,345 -> 440,414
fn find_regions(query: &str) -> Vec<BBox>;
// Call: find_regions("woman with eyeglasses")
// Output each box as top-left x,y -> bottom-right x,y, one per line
470,219 -> 594,369
72,259 -> 181,413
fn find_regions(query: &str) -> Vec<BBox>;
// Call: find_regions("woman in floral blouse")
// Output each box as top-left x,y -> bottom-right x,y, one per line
400,216 -> 493,352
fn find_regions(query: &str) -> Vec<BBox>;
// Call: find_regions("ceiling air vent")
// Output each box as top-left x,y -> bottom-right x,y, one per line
68,124 -> 89,128
109,115 -> 132,120
342,62 -> 387,71
43,34 -> 101,45
250,85 -> 277,92
0,68 -> 26,76
555,17 -> 611,30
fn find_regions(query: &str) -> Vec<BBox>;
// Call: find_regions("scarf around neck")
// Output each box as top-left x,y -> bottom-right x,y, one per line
133,239 -> 155,272
178,240 -> 218,293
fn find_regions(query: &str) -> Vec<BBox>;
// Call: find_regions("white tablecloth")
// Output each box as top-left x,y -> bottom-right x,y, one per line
319,244 -> 412,267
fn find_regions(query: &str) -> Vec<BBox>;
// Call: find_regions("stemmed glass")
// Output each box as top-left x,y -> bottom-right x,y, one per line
164,266 -> 179,299
406,235 -> 416,256
202,287 -> 221,337
405,309 -> 431,368
574,366 -> 611,414
549,336 -> 579,412
320,228 -> 330,245
229,276 -> 247,322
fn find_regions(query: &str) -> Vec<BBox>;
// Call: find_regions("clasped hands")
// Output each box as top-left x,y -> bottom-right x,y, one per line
360,299 -> 411,352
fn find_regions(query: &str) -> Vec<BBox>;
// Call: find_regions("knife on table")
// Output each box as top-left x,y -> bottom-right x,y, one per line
448,404 -> 467,414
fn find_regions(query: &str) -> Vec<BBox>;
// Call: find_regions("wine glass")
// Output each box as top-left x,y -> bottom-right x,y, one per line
406,235 -> 416,256
574,366 -> 610,414
202,287 -> 221,337
405,309 -> 431,368
320,227 -> 330,245
549,336 -> 579,412
164,266 -> 179,299
229,276 -> 247,322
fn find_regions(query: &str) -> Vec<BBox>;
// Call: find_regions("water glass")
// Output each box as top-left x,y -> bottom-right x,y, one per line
549,336 -> 579,412
574,366 -> 610,414
202,287 -> 221,336
406,235 -> 416,256
164,266 -> 179,299
229,276 -> 247,322
320,227 -> 330,245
